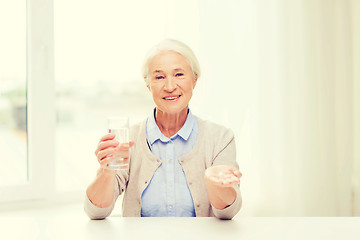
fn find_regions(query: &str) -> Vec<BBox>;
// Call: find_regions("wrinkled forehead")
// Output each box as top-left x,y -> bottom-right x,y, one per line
148,50 -> 193,71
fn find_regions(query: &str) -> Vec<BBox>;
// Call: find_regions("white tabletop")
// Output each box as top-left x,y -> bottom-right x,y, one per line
1,204 -> 360,240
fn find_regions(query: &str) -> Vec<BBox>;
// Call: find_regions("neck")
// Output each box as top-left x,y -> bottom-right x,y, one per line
155,107 -> 188,138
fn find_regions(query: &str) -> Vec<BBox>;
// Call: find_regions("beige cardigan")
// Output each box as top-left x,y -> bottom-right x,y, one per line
84,117 -> 242,219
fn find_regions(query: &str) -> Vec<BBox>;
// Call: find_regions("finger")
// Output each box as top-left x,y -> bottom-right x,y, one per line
117,140 -> 136,150
99,155 -> 114,167
218,171 -> 236,181
222,173 -> 234,179
233,169 -> 242,178
95,134 -> 117,156
99,133 -> 116,142
118,142 -> 131,150
221,175 -> 240,184
230,175 -> 239,181
110,146 -> 131,159
115,144 -> 133,159
227,168 -> 242,178
97,148 -> 116,161
222,178 -> 232,185
97,140 -> 119,152
229,176 -> 240,185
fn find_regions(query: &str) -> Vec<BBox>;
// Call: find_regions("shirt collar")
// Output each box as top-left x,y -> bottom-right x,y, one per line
177,109 -> 195,141
146,108 -> 195,144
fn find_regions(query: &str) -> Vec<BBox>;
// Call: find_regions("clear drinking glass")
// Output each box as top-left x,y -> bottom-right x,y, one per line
107,117 -> 130,170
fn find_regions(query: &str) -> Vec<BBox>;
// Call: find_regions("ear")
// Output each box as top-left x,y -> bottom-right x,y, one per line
147,83 -> 151,91
193,75 -> 198,89
145,78 -> 151,91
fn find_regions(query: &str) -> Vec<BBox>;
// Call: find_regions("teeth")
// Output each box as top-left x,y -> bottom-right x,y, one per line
165,96 -> 179,100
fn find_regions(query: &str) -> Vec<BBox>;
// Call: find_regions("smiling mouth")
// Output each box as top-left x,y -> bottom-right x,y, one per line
163,95 -> 181,101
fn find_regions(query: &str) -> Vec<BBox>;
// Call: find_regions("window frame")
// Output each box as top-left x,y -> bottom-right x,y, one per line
0,0 -> 55,203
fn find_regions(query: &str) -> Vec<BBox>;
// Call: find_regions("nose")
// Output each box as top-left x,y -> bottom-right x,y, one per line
164,77 -> 177,92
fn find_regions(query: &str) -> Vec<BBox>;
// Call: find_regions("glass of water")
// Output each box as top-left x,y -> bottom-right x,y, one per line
107,117 -> 130,170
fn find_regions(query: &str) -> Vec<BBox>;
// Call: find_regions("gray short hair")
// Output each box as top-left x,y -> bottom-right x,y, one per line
142,39 -> 201,85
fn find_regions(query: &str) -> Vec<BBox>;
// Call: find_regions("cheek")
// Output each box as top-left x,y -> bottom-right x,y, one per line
147,83 -> 157,93
148,85 -> 161,101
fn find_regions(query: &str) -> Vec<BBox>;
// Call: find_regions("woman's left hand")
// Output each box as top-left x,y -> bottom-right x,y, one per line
204,165 -> 241,187
204,165 -> 242,209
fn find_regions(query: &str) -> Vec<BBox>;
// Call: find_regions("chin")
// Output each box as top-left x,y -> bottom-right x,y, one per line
158,105 -> 188,115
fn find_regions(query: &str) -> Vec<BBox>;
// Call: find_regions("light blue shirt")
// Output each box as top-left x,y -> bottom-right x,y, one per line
141,108 -> 198,217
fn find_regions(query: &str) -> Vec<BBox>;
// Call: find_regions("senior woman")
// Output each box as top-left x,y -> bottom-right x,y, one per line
84,39 -> 242,219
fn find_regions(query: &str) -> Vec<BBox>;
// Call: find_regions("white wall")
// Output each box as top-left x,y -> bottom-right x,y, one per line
169,0 -> 359,216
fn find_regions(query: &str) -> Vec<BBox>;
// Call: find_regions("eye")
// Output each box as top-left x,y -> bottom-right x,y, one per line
175,73 -> 184,77
155,75 -> 165,80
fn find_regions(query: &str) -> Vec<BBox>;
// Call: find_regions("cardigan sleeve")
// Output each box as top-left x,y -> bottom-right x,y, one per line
210,128 -> 242,219
211,185 -> 242,219
84,170 -> 128,220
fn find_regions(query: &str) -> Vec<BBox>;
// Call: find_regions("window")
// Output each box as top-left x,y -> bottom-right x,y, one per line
0,1 -> 27,187
0,0 -> 54,203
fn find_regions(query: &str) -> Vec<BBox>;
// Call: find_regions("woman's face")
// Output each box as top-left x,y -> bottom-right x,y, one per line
147,51 -> 197,115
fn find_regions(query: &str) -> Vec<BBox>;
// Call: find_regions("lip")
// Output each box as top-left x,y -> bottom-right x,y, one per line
163,95 -> 181,101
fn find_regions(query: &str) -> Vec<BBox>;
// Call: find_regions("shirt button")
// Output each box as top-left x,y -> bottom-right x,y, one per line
169,205 -> 173,209
196,203 -> 200,208
189,181 -> 192,185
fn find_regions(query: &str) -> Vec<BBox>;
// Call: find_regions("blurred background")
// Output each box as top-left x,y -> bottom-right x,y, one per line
0,0 -> 359,216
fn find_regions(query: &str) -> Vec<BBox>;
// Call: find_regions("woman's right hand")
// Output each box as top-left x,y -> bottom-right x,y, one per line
87,133 -> 133,208
94,133 -> 134,169
95,133 -> 119,168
